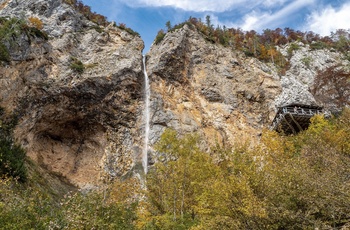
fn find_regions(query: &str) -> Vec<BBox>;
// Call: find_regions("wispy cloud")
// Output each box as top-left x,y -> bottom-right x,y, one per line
117,0 -> 237,12
305,3 -> 350,35
116,0 -> 293,12
263,0 -> 289,7
236,0 -> 315,31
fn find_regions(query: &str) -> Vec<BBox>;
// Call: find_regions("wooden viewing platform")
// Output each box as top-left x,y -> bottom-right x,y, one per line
271,103 -> 323,135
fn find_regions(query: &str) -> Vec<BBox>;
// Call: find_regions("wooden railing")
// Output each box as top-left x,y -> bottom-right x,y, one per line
271,106 -> 323,131
280,106 -> 322,116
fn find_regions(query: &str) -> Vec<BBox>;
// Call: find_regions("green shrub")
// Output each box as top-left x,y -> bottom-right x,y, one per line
117,23 -> 140,37
0,109 -> 26,182
0,16 -> 48,64
333,35 -> 350,53
27,26 -> 48,40
301,56 -> 313,68
170,22 -> 186,32
204,35 -> 216,44
310,41 -> 328,50
70,57 -> 85,73
0,139 -> 26,182
91,25 -> 103,33
0,178 -> 138,229
244,49 -> 255,57
0,17 -> 24,63
287,42 -> 300,56
61,191 -> 137,229
154,29 -> 166,45
0,42 -> 10,63
0,17 -> 25,41
0,177 -> 63,229
344,52 -> 350,62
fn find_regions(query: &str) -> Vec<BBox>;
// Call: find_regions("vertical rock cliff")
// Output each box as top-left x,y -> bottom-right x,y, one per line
146,24 -> 281,152
0,0 -> 144,188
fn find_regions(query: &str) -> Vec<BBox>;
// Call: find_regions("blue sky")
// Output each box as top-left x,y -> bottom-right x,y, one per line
82,0 -> 350,52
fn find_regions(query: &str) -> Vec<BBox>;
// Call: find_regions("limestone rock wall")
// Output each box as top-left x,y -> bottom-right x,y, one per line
277,42 -> 349,110
146,25 -> 282,153
146,25 -> 349,162
0,0 -> 144,189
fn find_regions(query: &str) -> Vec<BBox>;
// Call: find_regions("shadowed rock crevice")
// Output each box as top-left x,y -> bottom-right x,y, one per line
148,25 -> 192,84
14,70 -> 143,187
29,118 -> 106,186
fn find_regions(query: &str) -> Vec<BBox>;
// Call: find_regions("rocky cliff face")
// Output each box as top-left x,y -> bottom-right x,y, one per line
277,43 -> 349,111
145,25 -> 348,155
146,25 -> 282,151
0,0 -> 144,189
1,0 -> 348,188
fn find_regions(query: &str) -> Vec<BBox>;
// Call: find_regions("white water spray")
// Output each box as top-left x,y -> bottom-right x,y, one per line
142,55 -> 150,174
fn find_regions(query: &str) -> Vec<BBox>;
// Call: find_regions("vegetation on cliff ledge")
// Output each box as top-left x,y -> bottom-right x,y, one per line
0,16 -> 48,64
1,109 -> 349,229
69,56 -> 85,74
155,16 -> 350,74
63,0 -> 140,37
63,0 -> 109,26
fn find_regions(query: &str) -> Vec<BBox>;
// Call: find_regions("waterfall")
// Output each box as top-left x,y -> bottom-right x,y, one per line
142,55 -> 150,174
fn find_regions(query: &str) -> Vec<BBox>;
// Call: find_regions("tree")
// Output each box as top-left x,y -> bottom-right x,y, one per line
258,113 -> 350,229
312,65 -> 350,110
142,129 -> 206,229
267,47 -> 278,64
205,15 -> 211,29
140,129 -> 266,229
205,15 -> 213,36
165,21 -> 172,32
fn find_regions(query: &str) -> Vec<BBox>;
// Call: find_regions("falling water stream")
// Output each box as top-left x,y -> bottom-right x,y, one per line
142,55 -> 150,174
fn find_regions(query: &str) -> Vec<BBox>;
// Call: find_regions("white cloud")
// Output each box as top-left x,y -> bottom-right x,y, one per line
306,3 -> 350,36
118,0 -> 267,12
263,0 -> 289,7
237,0 -> 315,31
238,11 -> 268,31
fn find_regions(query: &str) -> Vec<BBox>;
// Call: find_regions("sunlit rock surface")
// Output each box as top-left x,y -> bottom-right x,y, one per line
0,0 -> 348,188
0,0 -> 144,189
